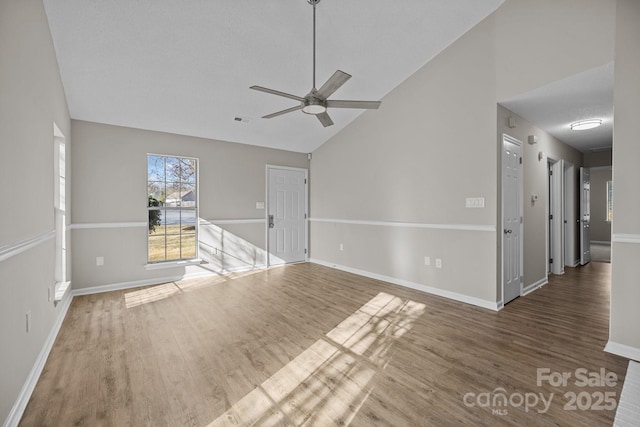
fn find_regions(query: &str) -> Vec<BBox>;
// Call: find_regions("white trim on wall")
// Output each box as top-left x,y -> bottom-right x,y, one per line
309,258 -> 499,311
70,220 -> 267,230
605,341 -> 640,362
70,222 -> 146,230
523,277 -> 548,296
71,263 -> 264,297
200,219 -> 265,226
0,230 -> 55,263
310,218 -> 495,232
612,234 -> 640,244
3,288 -> 73,427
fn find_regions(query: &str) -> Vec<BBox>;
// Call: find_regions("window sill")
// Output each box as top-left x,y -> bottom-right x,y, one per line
144,259 -> 202,271
54,281 -> 71,306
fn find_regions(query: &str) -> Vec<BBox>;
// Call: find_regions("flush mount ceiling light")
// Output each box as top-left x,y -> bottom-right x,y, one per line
570,119 -> 603,131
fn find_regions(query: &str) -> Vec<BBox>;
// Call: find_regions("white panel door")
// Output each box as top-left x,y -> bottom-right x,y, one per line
502,135 -> 523,305
267,167 -> 307,265
580,167 -> 591,265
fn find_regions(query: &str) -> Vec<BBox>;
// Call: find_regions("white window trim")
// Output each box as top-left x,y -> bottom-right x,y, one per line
147,154 -> 199,264
144,259 -> 202,270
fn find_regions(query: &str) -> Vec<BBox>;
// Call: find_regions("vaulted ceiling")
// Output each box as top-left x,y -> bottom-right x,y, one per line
44,0 -> 611,154
43,0 -> 504,153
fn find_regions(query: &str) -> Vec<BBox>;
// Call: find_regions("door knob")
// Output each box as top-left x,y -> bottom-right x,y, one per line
268,214 -> 275,229
504,229 -> 512,234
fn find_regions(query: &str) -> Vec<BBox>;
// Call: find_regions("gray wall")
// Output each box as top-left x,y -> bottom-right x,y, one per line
497,106 -> 583,288
610,0 -> 640,358
71,120 -> 309,290
310,13 -> 498,307
589,167 -> 612,243
584,149 -> 613,168
310,0 -> 612,307
0,0 -> 71,424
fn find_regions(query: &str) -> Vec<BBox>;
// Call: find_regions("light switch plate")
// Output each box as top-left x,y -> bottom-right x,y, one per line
256,201 -> 265,209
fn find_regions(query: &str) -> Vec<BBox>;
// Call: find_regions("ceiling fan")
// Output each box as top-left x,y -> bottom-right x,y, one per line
250,0 -> 381,127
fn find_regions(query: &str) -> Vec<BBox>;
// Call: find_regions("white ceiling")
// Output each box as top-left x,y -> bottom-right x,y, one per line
43,0 -> 504,153
500,62 -> 614,153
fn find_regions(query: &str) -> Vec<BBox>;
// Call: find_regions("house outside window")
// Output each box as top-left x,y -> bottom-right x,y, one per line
147,154 -> 198,262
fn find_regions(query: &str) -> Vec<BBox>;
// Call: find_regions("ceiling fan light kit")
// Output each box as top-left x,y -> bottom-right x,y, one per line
250,0 -> 381,127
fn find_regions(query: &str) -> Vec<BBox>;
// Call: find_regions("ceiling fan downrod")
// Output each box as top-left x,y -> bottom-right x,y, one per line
308,0 -> 320,91
249,0 -> 381,127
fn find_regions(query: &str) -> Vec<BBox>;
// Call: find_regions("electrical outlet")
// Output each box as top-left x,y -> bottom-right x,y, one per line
96,256 -> 104,266
339,243 -> 344,251
26,311 -> 31,333
436,258 -> 442,269
424,256 -> 431,266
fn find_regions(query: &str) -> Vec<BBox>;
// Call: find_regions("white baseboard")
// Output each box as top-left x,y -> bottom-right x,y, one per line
3,289 -> 73,427
72,275 -> 190,296
523,277 -> 548,296
605,341 -> 640,362
72,264 -> 267,297
309,258 -> 499,311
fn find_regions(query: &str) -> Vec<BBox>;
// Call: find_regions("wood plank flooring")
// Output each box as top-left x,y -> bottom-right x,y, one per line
20,262 -> 628,426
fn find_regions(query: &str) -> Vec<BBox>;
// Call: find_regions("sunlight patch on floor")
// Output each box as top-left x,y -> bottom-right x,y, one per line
207,292 -> 426,426
124,283 -> 180,308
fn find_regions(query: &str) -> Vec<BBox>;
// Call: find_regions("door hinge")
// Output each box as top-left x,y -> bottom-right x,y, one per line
549,258 -> 554,264
304,179 -> 307,184
304,248 -> 307,254
549,214 -> 553,220
305,213 -> 307,219
520,217 -> 523,224
519,157 -> 522,164
549,169 -> 553,176
520,275 -> 523,283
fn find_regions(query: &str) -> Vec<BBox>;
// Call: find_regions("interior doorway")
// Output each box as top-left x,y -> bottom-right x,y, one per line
580,167 -> 592,265
502,134 -> 523,305
563,161 -> 577,267
547,158 -> 564,275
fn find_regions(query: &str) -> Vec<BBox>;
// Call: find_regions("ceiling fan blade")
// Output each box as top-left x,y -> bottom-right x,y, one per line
326,100 -> 381,110
316,112 -> 334,127
250,85 -> 305,102
263,105 -> 303,119
315,70 -> 351,100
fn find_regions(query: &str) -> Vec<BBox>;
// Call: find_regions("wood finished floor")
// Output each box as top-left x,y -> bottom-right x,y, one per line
20,262 -> 628,426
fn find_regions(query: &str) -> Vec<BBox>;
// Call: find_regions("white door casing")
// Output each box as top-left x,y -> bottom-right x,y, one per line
563,162 -> 576,267
502,134 -> 523,305
267,166 -> 307,266
580,167 -> 591,265
548,159 -> 564,275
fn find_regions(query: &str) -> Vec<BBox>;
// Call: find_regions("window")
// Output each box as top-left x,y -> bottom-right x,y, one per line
54,123 -> 70,304
606,180 -> 613,222
147,155 -> 198,263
